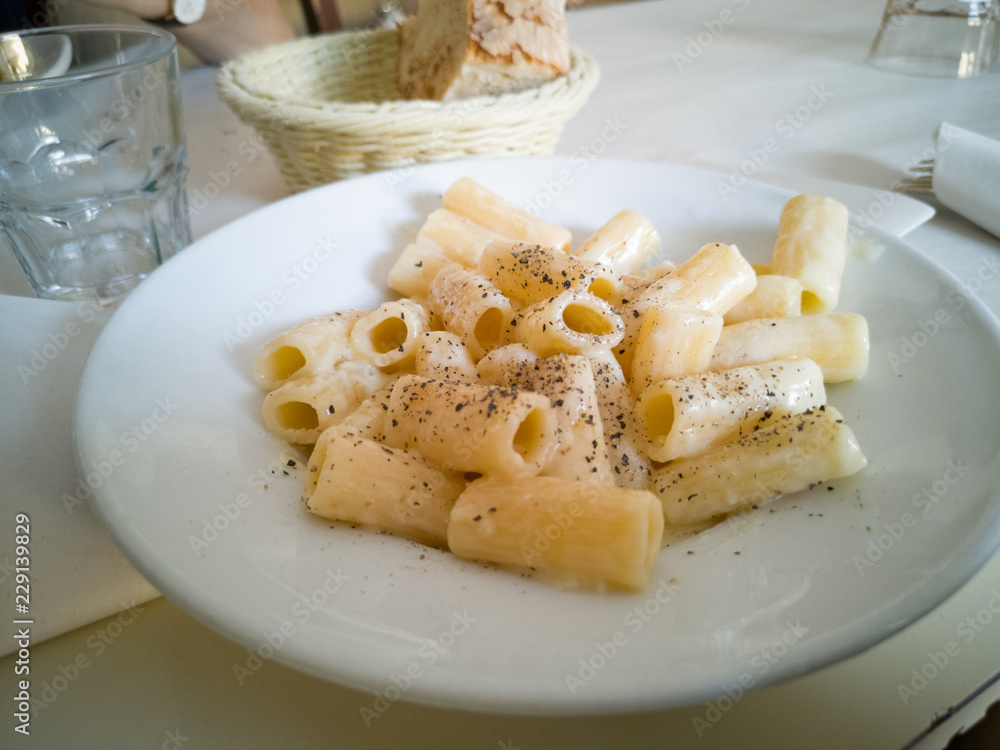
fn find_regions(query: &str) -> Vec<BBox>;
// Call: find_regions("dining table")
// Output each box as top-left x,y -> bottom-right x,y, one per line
3,0 -> 1000,747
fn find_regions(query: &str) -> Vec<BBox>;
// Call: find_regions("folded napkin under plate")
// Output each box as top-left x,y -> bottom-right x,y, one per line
0,296 -> 159,657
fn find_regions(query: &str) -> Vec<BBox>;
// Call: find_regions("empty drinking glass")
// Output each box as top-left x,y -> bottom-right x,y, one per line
0,25 -> 191,304
868,0 -> 1000,78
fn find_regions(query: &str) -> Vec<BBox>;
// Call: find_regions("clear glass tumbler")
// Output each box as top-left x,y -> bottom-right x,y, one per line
0,25 -> 191,304
868,0 -> 1000,78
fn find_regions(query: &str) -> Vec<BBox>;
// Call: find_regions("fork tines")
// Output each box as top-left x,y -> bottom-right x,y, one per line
893,158 -> 936,196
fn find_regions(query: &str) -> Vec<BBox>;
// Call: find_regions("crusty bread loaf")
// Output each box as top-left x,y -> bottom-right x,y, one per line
396,0 -> 570,101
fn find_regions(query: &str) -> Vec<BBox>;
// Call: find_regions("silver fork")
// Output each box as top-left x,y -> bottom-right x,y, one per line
893,159 -> 935,196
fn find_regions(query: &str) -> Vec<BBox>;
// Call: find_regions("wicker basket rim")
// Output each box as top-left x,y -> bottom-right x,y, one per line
216,29 -> 599,122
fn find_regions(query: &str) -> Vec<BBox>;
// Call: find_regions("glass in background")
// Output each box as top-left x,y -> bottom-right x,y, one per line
0,25 -> 191,304
868,0 -> 1000,78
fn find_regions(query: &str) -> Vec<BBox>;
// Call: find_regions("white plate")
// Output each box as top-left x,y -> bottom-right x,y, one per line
76,157 -> 1000,714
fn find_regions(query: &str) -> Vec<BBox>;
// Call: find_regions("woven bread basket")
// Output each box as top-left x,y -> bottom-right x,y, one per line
216,29 -> 600,193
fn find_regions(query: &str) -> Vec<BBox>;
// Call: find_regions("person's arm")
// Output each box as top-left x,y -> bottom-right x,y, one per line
77,0 -> 296,65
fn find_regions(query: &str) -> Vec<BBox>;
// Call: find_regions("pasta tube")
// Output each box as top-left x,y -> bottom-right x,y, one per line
384,375 -> 556,477
253,310 -> 365,390
710,312 -> 870,382
474,343 -> 538,384
572,209 -> 661,274
587,350 -> 650,489
387,237 -> 453,299
627,261 -> 677,283
614,273 -> 654,309
442,177 -> 572,252
634,242 -> 757,314
261,363 -> 389,444
629,304 -> 723,398
636,359 -> 826,462
304,426 -> 465,548
478,240 -> 620,307
652,405 -> 867,526
616,242 -> 756,376
416,208 -> 509,267
428,263 -> 513,360
415,331 -> 477,382
447,476 -> 664,591
507,290 -> 624,357
333,381 -> 398,442
502,354 -> 614,485
722,275 -> 803,325
350,298 -> 431,371
770,195 -> 849,315
389,209 -> 518,298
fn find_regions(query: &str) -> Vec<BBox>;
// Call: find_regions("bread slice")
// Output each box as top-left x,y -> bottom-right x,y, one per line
396,0 -> 570,101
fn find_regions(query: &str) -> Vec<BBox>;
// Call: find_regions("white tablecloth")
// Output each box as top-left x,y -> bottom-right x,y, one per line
2,0 -> 999,746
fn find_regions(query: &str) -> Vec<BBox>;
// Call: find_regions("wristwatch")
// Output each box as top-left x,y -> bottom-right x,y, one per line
147,0 -> 208,26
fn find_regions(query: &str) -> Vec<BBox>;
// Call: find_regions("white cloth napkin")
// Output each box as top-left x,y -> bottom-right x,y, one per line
933,122 -> 1000,240
0,295 -> 160,657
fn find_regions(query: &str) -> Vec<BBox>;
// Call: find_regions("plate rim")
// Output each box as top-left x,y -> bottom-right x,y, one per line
74,156 -> 1000,714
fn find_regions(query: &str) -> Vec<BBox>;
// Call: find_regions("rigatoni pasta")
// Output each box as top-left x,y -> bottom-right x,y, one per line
635,359 -> 826,462
261,362 -> 389,445
349,298 -> 431,371
415,331 -> 477,382
572,209 -> 661,274
506,289 -> 625,358
443,177 -> 572,252
478,240 -> 620,307
254,310 -> 366,390
254,182 -> 869,593
448,475 -> 664,591
629,304 -> 723,398
305,425 -> 464,548
722,274 -> 803,325
496,354 -> 615,486
616,242 -> 757,378
427,263 -> 512,360
770,194 -> 849,315
652,406 -> 867,526
710,312 -> 870,382
383,374 -> 556,477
